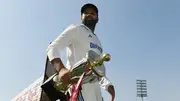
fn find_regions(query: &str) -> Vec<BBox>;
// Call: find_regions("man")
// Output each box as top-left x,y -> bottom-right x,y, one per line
46,3 -> 115,101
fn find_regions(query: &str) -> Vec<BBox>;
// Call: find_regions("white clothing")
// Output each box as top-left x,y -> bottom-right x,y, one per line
46,24 -> 112,101
81,82 -> 102,101
47,24 -> 102,69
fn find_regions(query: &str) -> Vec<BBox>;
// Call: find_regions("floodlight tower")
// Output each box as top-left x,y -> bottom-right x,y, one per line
136,80 -> 148,101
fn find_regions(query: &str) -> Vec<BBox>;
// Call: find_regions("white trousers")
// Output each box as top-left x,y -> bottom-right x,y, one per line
79,81 -> 103,101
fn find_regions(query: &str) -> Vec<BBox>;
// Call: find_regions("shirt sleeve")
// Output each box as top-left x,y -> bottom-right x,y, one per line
99,76 -> 113,91
46,24 -> 78,61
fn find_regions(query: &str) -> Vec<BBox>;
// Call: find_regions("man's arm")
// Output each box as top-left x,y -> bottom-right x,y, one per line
51,58 -> 71,84
46,24 -> 78,84
108,85 -> 115,101
99,76 -> 115,101
51,58 -> 65,72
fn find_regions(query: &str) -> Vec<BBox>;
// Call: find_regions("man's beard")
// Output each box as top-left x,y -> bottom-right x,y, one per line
82,19 -> 97,29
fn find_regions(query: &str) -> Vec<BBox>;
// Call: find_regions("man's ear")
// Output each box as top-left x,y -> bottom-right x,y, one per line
81,14 -> 84,20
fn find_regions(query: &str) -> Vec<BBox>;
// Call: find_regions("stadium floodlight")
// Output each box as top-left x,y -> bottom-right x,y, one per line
136,80 -> 148,101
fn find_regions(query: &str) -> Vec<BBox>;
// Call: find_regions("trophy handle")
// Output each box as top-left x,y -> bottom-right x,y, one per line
90,53 -> 111,68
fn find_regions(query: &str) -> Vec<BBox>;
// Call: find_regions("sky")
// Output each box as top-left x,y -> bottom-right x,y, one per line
0,0 -> 180,101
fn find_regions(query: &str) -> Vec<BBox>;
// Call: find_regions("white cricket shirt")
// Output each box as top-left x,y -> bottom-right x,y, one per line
46,24 -> 112,91
47,24 -> 103,69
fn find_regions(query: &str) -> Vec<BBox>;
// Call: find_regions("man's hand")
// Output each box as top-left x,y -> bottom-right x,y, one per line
108,85 -> 115,101
59,68 -> 71,85
51,58 -> 71,85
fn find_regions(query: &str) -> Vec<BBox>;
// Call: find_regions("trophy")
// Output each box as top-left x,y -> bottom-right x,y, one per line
52,50 -> 111,93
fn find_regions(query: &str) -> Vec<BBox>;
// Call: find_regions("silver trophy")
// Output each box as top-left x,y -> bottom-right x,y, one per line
52,50 -> 111,93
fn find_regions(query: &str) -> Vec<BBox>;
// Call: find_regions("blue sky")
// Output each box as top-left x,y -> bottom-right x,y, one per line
1,0 -> 180,101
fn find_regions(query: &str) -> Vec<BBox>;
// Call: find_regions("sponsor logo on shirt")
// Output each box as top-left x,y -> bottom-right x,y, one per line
90,42 -> 102,53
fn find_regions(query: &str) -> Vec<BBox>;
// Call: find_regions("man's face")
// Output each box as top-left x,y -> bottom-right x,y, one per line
81,7 -> 98,25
